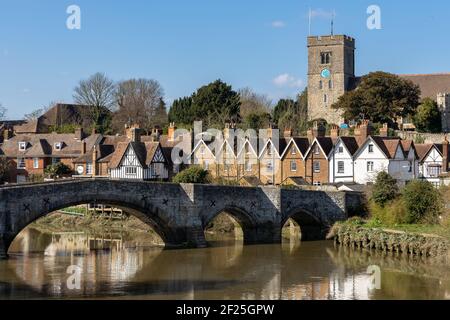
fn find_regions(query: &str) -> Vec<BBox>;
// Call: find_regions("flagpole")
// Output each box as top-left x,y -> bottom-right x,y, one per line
308,8 -> 312,36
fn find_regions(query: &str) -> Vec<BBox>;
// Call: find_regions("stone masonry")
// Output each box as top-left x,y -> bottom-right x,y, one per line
0,180 -> 364,259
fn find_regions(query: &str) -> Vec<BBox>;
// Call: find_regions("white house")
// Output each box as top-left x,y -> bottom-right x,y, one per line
353,136 -> 416,186
416,143 -> 446,187
109,128 -> 169,180
329,137 -> 359,184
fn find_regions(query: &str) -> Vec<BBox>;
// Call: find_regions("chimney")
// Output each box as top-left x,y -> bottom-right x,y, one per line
379,123 -> 389,137
151,128 -> 160,142
168,122 -> 177,142
92,144 -> 98,176
330,125 -> 340,142
355,120 -> 371,145
223,123 -> 235,141
3,129 -> 12,142
284,128 -> 293,139
307,121 -> 325,143
443,136 -> 449,173
75,128 -> 84,141
131,127 -> 142,143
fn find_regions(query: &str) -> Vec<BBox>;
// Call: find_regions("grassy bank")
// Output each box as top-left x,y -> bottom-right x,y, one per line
328,218 -> 450,258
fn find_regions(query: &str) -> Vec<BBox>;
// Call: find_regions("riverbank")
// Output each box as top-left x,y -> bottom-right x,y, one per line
328,219 -> 450,259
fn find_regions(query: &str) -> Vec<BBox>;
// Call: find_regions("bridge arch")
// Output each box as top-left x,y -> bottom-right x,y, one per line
3,195 -> 179,256
202,206 -> 258,245
282,208 -> 328,241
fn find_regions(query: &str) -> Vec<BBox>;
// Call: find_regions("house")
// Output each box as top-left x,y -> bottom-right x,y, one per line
280,132 -> 310,184
258,127 -> 286,185
416,138 -> 449,187
0,128 -> 95,183
236,135 -> 260,183
304,136 -> 334,186
108,127 -> 169,180
191,133 -> 217,176
216,124 -> 240,181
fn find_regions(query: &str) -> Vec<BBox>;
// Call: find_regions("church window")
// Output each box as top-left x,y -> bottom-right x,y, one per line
329,80 -> 333,89
324,94 -> 328,104
319,80 -> 323,89
320,52 -> 332,64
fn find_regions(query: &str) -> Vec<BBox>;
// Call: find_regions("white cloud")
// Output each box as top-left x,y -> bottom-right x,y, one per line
273,74 -> 304,88
22,88 -> 31,94
310,8 -> 334,19
271,20 -> 286,28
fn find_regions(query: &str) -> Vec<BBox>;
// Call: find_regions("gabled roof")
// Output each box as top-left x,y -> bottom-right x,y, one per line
370,136 -> 403,159
415,144 -> 436,162
281,137 -> 310,159
258,138 -> 287,159
108,141 -> 163,169
236,137 -> 259,158
304,137 -> 334,159
337,136 -> 360,156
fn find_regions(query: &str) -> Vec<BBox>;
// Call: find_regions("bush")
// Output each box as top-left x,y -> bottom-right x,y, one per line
44,162 -> 73,179
173,166 -> 210,184
369,198 -> 408,226
0,157 -> 11,184
371,171 -> 399,207
403,180 -> 443,224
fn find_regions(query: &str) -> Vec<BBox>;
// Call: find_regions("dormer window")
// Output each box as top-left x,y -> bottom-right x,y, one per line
19,142 -> 27,151
54,142 -> 63,151
368,144 -> 374,153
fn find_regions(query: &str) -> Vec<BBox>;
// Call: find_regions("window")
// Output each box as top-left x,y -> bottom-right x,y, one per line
324,94 -> 328,104
367,161 -> 374,173
290,160 -> 297,172
54,142 -> 62,151
338,161 -> 345,174
125,166 -> 137,175
52,158 -> 61,165
368,144 -> 374,153
17,158 -> 26,169
225,164 -> 231,172
19,142 -> 27,151
337,146 -> 344,154
408,161 -> 413,173
319,80 -> 323,89
328,80 -> 333,89
313,161 -> 320,173
204,161 -> 209,170
267,161 -> 273,172
200,145 -> 205,155
313,182 -> 322,186
267,145 -> 272,156
33,158 -> 39,169
86,163 -> 93,175
320,52 -> 331,64
314,145 -> 320,155
245,160 -> 252,172
291,146 -> 297,155
427,165 -> 441,178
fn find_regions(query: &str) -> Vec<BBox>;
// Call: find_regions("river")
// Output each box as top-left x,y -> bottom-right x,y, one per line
0,227 -> 449,300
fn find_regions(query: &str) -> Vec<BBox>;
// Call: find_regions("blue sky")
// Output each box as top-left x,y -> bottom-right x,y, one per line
1,0 -> 449,119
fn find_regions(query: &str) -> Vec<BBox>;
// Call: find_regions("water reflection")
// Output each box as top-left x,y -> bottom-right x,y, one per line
0,227 -> 449,300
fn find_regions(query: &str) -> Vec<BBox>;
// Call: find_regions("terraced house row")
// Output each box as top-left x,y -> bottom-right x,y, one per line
1,121 -> 449,187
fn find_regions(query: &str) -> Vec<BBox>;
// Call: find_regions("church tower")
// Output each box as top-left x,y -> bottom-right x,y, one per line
307,35 -> 356,125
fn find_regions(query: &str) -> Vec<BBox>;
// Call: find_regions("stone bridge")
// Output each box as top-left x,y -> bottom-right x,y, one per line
0,179 -> 365,259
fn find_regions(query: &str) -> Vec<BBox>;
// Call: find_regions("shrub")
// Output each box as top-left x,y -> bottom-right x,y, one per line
371,171 -> 399,207
369,198 -> 408,226
173,166 -> 210,184
44,162 -> 73,179
403,180 -> 443,224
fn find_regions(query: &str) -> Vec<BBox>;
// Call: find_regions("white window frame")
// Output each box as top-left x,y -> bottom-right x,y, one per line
86,163 -> 93,175
337,161 -> 345,174
204,161 -> 209,171
19,142 -> 27,151
368,144 -> 374,153
17,158 -> 26,169
33,158 -> 39,169
54,142 -> 63,151
367,161 -> 374,173
313,161 -> 321,173
125,166 -> 137,176
245,160 -> 252,172
290,160 -> 297,172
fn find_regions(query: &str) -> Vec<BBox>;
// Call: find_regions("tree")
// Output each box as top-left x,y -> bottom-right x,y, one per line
0,158 -> 11,184
371,171 -> 399,207
403,180 -> 443,224
272,88 -> 309,134
73,73 -> 116,133
24,101 -> 54,121
0,104 -> 6,120
413,98 -> 442,133
238,87 -> 271,119
191,80 -> 241,127
173,166 -> 210,184
169,96 -> 194,125
44,162 -> 73,179
332,72 -> 421,124
273,99 -> 296,125
113,78 -> 166,133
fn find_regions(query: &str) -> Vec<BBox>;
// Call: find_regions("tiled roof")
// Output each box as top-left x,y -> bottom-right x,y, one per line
316,137 -> 334,156
108,140 -> 161,169
399,73 -> 450,99
292,137 -> 311,155
415,144 -> 435,162
340,136 -> 359,155
371,136 -> 402,159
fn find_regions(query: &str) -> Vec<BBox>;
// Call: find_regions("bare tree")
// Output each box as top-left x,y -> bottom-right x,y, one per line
23,101 -> 54,121
113,78 -> 166,133
238,87 -> 272,119
0,104 -> 6,120
73,73 -> 116,130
